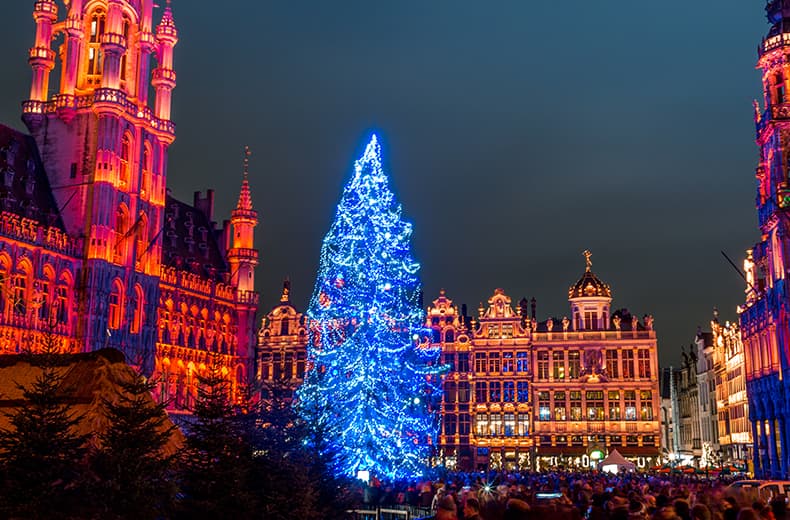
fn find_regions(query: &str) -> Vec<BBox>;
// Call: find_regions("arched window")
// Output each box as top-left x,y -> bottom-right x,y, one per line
37,266 -> 54,323
114,204 -> 129,264
119,134 -> 131,187
0,257 -> 9,319
86,10 -> 105,86
108,280 -> 123,330
130,284 -> 143,334
56,273 -> 70,325
141,143 -> 152,198
13,263 -> 31,317
280,317 -> 289,336
120,18 -> 130,83
135,212 -> 148,270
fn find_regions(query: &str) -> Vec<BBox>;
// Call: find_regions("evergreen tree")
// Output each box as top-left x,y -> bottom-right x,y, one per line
177,357 -> 255,519
89,373 -> 178,519
0,333 -> 88,519
297,135 -> 445,480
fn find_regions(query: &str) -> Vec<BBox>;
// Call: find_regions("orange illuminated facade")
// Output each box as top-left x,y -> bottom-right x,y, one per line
431,253 -> 661,471
0,0 -> 259,411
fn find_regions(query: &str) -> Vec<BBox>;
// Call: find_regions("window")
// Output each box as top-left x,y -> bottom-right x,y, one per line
444,381 -> 457,403
516,351 -> 529,372
130,285 -> 143,334
86,11 -> 105,84
503,381 -> 514,402
517,381 -> 529,402
553,350 -> 565,380
640,390 -> 653,420
638,349 -> 651,379
606,350 -> 619,378
554,391 -> 567,421
445,415 -> 457,436
537,351 -> 549,380
502,324 -> 513,338
459,414 -> 473,436
608,391 -> 621,420
489,413 -> 502,436
586,391 -> 604,421
296,351 -> 305,378
517,414 -> 529,435
475,352 -> 486,373
489,381 -> 501,402
56,280 -> 69,324
12,273 -> 27,316
120,134 -> 131,187
502,352 -> 514,373
36,278 -> 49,322
475,382 -> 487,402
142,145 -> 152,197
624,390 -> 636,420
504,413 -> 515,436
538,391 -> 550,421
487,325 -> 498,338
584,311 -> 598,330
488,353 -> 501,374
458,381 -> 470,403
445,330 -> 454,343
568,350 -> 580,379
108,281 -> 123,330
475,413 -> 488,436
457,353 -> 469,372
622,350 -> 635,378
570,391 -> 582,420
442,353 -> 455,371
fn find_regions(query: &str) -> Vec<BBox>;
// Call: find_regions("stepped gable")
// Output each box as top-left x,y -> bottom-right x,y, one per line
0,124 -> 64,231
162,195 -> 228,280
0,348 -> 183,455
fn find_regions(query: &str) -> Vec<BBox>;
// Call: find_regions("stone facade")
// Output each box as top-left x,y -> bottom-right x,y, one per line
0,0 -> 259,411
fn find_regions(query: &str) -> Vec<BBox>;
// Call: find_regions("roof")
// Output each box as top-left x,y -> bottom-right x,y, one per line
162,195 -> 228,280
0,124 -> 65,230
569,268 -> 612,299
0,348 -> 183,455
598,449 -> 636,469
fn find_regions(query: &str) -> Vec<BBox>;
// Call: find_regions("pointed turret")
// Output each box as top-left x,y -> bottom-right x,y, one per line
153,0 -> 178,122
236,146 -> 254,212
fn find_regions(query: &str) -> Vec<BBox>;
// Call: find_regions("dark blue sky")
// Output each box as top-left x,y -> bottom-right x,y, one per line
0,1 -> 769,366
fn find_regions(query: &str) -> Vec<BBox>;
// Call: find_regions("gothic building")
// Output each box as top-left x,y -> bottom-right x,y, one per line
740,0 -> 790,479
0,0 -> 258,410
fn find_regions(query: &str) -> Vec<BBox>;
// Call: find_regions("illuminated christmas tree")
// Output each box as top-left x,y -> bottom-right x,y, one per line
297,135 -> 443,479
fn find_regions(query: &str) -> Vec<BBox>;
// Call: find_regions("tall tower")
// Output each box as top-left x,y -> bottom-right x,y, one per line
21,0 -> 178,367
228,147 -> 259,376
740,0 -> 790,479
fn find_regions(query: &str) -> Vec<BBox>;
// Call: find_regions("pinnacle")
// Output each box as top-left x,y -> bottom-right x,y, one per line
236,146 -> 253,211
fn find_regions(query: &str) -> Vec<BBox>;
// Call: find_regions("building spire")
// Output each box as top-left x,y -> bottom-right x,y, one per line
236,146 -> 253,211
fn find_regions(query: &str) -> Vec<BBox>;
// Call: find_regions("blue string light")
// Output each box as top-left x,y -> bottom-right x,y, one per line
297,134 -> 444,480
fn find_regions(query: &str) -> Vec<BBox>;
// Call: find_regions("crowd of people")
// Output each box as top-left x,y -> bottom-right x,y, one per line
358,472 -> 786,520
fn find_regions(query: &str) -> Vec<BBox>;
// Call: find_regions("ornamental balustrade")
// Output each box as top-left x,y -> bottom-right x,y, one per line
22,89 -> 175,135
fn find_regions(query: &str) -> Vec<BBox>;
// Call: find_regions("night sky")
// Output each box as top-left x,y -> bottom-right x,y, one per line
0,1 -> 770,368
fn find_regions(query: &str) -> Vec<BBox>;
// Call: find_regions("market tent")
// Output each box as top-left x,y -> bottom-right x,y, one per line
598,449 -> 637,473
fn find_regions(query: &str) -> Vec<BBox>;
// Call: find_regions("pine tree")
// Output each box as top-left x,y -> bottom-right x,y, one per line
89,373 -> 178,519
177,357 -> 255,519
0,332 -> 89,519
297,135 -> 444,480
